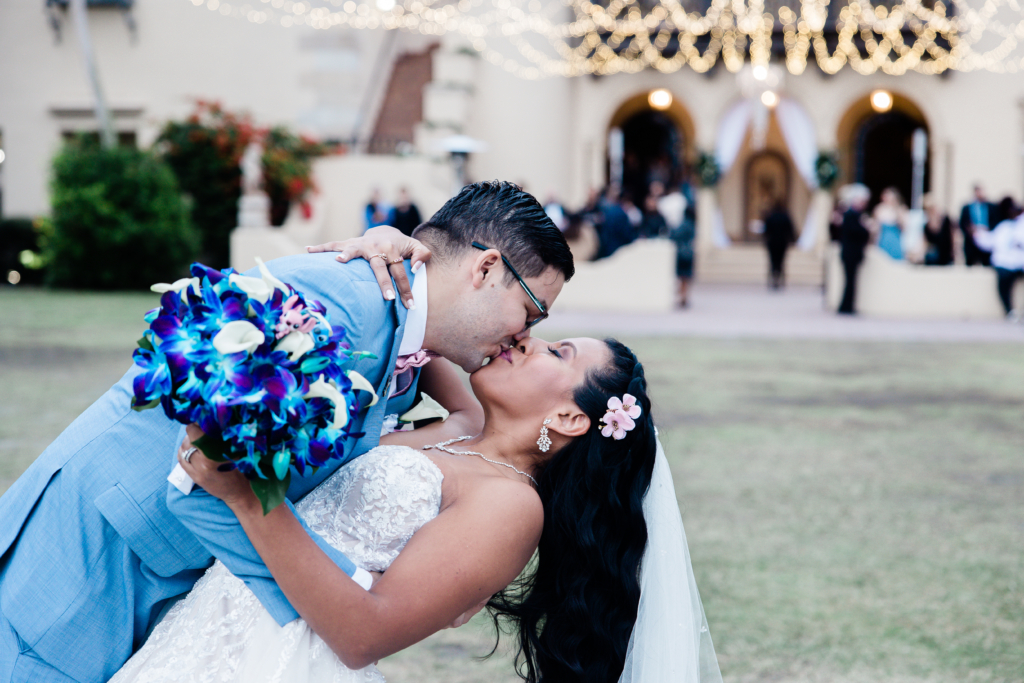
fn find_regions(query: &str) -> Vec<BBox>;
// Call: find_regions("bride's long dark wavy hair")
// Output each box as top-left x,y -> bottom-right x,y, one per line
489,339 -> 657,683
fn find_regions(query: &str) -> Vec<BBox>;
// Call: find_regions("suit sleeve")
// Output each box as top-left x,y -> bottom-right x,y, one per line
166,483 -> 362,624
166,255 -> 392,626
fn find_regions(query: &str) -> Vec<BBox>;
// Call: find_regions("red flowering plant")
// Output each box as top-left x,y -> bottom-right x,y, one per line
262,127 -> 339,226
159,102 -> 340,265
158,101 -> 258,267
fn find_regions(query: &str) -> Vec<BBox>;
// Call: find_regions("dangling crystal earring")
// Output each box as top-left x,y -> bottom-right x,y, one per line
537,418 -> 552,453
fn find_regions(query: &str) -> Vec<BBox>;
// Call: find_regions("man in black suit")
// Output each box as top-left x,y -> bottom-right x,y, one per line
763,201 -> 795,289
959,184 -> 997,266
838,184 -> 872,315
388,187 -> 423,237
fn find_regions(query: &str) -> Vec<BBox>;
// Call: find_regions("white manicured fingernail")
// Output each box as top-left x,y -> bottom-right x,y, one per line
339,252 -> 347,260
385,289 -> 395,300
412,261 -> 421,272
407,299 -> 416,310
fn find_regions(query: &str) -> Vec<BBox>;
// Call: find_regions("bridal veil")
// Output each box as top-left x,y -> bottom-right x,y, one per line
618,436 -> 723,683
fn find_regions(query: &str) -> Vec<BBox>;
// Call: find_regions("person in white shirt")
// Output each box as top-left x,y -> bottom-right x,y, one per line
973,200 -> 1024,319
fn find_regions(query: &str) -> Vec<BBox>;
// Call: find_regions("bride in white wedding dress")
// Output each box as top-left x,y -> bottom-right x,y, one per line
113,337 -> 720,683
112,445 -> 442,683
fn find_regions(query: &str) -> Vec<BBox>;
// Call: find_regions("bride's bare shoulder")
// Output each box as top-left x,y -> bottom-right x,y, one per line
457,475 -> 544,539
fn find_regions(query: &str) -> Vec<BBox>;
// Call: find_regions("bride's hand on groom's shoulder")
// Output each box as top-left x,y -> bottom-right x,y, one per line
306,225 -> 432,310
178,424 -> 257,512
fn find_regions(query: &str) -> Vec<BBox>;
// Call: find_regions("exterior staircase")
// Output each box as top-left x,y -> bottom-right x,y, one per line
696,244 -> 824,286
368,44 -> 438,154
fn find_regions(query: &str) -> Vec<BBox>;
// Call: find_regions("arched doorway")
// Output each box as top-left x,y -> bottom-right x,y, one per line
745,151 -> 790,240
838,92 -> 930,208
607,91 -> 695,203
716,99 -> 815,244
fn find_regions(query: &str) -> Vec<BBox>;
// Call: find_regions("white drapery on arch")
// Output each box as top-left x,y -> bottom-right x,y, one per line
712,96 -> 819,251
710,100 -> 752,248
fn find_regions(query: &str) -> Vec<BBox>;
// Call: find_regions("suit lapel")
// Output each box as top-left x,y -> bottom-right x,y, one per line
352,262 -> 413,456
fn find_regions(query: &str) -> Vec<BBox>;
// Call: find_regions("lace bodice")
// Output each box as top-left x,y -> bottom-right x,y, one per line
111,445 -> 444,683
295,444 -> 444,571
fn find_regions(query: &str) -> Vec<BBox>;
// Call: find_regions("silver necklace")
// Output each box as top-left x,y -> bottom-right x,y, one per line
423,436 -> 538,486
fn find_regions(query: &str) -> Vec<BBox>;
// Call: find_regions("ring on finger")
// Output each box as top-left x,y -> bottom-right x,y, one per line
387,256 -> 404,266
371,253 -> 390,263
181,446 -> 199,463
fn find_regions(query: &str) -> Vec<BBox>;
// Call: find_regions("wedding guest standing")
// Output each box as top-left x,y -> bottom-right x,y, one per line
922,194 -> 954,266
638,193 -> 667,238
873,187 -> 907,260
973,199 -> 1024,319
364,188 -> 391,232
594,185 -> 636,259
762,200 -> 795,289
660,182 -> 695,308
959,184 -> 996,266
388,187 -> 422,237
838,184 -> 872,315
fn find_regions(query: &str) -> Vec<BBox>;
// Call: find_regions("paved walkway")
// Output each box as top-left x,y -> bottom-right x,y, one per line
541,284 -> 1024,342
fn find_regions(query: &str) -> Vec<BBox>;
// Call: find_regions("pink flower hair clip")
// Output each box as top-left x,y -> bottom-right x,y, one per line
599,393 -> 642,440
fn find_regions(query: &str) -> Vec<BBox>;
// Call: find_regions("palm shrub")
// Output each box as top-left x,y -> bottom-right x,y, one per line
44,138 -> 199,289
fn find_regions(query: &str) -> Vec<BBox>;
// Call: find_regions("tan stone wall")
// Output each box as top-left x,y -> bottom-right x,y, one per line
0,3 -> 398,217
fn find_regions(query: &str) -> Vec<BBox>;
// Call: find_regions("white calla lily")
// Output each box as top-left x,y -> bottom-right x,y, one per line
275,330 -> 315,362
229,274 -> 273,304
346,370 -> 378,407
305,375 -> 349,429
228,257 -> 292,304
151,277 -> 201,303
255,256 -> 290,295
399,393 -> 449,424
213,320 -> 265,355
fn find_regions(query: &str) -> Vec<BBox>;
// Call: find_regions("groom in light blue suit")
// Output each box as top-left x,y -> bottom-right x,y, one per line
0,181 -> 574,683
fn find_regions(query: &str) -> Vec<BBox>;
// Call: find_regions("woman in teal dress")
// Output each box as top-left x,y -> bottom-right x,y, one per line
873,187 -> 908,260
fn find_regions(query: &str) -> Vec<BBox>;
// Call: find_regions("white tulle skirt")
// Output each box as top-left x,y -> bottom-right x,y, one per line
110,560 -> 384,683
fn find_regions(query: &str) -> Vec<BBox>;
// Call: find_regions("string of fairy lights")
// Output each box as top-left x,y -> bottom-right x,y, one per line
189,0 -> 1024,78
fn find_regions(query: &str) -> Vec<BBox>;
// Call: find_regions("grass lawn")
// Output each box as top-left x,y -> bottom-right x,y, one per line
1,288 -> 1022,682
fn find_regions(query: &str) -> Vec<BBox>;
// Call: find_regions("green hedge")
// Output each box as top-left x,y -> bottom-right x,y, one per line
44,139 -> 199,290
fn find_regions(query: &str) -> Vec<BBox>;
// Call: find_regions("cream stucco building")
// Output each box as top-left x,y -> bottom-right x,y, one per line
3,1 -> 1023,314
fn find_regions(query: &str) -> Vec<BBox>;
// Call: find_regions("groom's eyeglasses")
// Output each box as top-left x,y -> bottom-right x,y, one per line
471,241 -> 549,330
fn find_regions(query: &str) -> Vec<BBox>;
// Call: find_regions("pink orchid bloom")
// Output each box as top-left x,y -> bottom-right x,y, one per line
600,409 -> 636,440
607,394 -> 642,420
620,394 -> 642,419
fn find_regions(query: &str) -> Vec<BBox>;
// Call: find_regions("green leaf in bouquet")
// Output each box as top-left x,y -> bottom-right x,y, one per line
131,397 -> 160,412
137,335 -> 155,352
300,356 -> 331,374
251,474 -> 290,516
192,432 -> 229,463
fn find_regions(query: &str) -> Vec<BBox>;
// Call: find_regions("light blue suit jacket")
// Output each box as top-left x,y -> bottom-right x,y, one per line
0,254 -> 421,683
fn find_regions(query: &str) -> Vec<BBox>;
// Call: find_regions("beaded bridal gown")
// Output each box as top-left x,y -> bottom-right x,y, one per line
110,445 -> 444,683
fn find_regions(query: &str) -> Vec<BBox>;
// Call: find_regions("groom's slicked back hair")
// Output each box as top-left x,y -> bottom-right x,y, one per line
414,180 -> 574,283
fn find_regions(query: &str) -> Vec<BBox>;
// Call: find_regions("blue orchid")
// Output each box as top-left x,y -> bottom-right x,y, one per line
132,331 -> 172,405
191,285 -> 248,336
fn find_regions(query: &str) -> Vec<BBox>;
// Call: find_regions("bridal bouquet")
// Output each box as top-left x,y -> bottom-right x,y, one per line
132,258 -> 377,513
